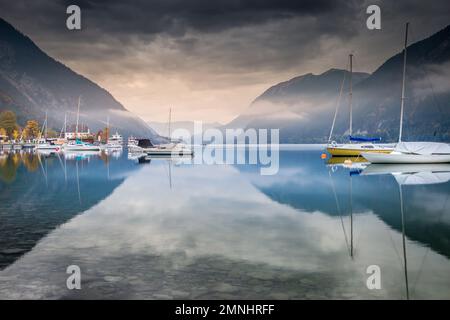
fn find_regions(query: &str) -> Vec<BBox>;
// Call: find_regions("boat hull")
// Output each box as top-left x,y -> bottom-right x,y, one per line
362,152 -> 450,164
36,145 -> 60,151
64,146 -> 101,152
327,146 -> 393,157
144,149 -> 194,156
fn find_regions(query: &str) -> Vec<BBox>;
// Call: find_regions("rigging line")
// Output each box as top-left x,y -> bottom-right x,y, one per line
411,191 -> 450,295
328,168 -> 351,254
328,65 -> 347,143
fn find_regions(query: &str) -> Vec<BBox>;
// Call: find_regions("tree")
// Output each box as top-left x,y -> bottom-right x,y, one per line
0,127 -> 6,140
98,127 -> 109,142
0,110 -> 18,138
12,128 -> 21,141
22,120 -> 40,139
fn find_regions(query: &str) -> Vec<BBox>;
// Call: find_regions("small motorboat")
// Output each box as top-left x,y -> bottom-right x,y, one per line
63,139 -> 101,152
35,139 -> 61,151
132,139 -> 193,156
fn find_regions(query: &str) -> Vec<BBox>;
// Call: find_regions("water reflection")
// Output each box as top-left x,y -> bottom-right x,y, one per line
0,149 -> 136,269
362,163 -> 450,299
0,147 -> 449,299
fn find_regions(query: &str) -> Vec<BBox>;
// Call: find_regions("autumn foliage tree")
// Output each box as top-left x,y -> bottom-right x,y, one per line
0,127 -> 6,139
22,120 -> 40,139
0,110 -> 19,138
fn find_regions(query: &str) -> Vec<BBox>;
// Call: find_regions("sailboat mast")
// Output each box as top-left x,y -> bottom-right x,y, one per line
60,112 -> 67,138
349,54 -> 353,138
168,107 -> 172,141
106,115 -> 110,143
399,23 -> 409,143
76,96 -> 81,139
45,110 -> 48,139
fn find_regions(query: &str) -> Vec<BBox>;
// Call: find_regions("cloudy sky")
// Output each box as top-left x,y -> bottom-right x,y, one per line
0,0 -> 449,123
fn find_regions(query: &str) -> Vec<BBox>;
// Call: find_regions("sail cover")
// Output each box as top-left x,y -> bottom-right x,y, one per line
349,136 -> 382,142
395,142 -> 450,155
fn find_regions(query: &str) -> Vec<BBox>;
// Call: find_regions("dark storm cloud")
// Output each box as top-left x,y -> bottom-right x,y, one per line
61,0 -> 348,35
0,0 -> 449,122
1,0 -> 359,40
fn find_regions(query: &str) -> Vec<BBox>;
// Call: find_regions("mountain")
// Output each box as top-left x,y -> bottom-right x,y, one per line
227,69 -> 370,143
0,18 -> 159,140
228,25 -> 450,143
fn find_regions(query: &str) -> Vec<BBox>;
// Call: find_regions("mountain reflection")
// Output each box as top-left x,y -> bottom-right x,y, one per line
0,147 -> 449,299
236,149 -> 450,260
0,150 -> 139,269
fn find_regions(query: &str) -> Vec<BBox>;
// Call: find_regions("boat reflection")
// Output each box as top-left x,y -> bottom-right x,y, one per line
362,163 -> 450,299
0,150 -> 140,269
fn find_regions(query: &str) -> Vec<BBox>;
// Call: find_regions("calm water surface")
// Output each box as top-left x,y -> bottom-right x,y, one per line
0,146 -> 449,299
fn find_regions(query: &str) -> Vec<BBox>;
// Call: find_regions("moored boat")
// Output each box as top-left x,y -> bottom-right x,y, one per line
35,139 -> 61,151
63,139 -> 101,152
327,141 -> 393,156
362,142 -> 450,164
62,96 -> 101,152
326,54 -> 393,157
362,23 -> 450,164
132,139 -> 194,156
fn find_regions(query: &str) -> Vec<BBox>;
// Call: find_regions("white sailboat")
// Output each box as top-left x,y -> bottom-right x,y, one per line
63,97 -> 101,152
327,54 -> 394,156
35,111 -> 60,151
362,23 -> 450,164
103,116 -> 123,150
132,108 -> 193,156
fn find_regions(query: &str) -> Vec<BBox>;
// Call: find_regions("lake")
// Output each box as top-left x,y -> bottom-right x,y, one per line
0,145 -> 449,299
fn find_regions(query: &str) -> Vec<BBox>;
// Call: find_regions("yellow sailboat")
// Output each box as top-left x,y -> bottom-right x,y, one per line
326,54 -> 394,157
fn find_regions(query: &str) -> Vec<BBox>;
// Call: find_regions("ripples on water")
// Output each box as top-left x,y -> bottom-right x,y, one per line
0,146 -> 449,299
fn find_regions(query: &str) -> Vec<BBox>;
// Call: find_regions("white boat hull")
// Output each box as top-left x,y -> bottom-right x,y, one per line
64,145 -> 101,152
36,145 -> 60,151
144,148 -> 194,156
362,152 -> 450,164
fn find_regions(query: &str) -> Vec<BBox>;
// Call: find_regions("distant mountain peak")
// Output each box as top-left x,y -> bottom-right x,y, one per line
253,68 -> 370,104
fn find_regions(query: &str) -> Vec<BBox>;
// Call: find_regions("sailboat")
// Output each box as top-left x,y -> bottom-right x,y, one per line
63,97 -> 101,152
327,54 -> 394,157
103,116 -> 123,150
35,111 -> 61,151
362,23 -> 450,164
135,108 -> 194,156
